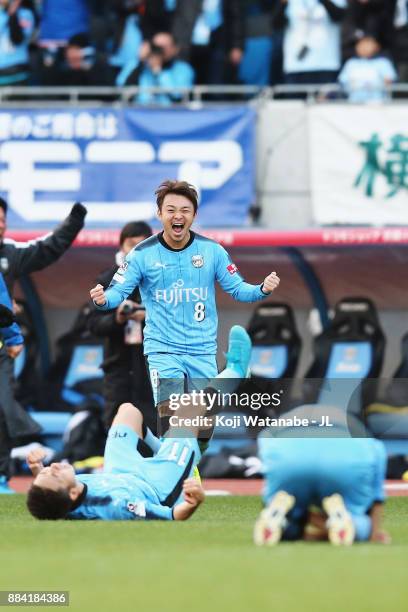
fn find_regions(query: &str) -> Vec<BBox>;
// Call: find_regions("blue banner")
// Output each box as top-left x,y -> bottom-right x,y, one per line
0,107 -> 255,228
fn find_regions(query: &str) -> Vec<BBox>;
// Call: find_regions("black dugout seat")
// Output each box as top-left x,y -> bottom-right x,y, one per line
206,303 -> 301,458
302,297 -> 385,415
366,332 -> 408,445
247,302 -> 301,381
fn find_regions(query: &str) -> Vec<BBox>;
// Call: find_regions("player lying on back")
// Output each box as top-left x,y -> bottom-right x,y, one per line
26,401 -> 205,521
26,324 -> 253,521
254,405 -> 390,546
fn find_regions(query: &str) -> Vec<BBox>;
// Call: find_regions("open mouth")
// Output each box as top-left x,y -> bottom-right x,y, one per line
172,223 -> 184,236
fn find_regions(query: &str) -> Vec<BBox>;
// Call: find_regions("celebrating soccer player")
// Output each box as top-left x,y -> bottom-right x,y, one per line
254,405 -> 390,546
26,324 -> 253,521
90,180 -> 280,420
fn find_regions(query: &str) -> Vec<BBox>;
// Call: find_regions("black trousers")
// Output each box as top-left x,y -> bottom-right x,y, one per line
0,347 -> 41,478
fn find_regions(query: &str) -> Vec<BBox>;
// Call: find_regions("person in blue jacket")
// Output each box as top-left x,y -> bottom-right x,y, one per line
119,32 -> 195,105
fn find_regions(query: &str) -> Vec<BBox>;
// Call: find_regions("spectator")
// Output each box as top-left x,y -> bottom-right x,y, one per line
391,0 -> 408,82
239,0 -> 283,86
0,0 -> 35,86
109,0 -> 169,74
163,0 -> 178,28
37,0 -> 91,84
123,31 -> 195,105
339,34 -> 397,103
87,221 -> 155,431
273,0 -> 346,86
172,0 -> 245,85
57,33 -> 115,86
342,0 -> 393,61
87,0 -> 114,53
38,0 -> 90,45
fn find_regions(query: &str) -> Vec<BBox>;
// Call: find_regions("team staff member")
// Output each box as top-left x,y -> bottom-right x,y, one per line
0,198 -> 87,493
0,272 -> 25,493
88,221 -> 155,430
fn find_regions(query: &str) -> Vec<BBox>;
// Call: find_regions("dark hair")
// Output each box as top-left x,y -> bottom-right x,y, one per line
155,180 -> 198,213
26,485 -> 73,520
68,33 -> 91,48
0,198 -> 7,215
119,221 -> 152,246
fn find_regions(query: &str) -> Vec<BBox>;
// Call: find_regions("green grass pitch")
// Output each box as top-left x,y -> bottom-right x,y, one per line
0,495 -> 407,612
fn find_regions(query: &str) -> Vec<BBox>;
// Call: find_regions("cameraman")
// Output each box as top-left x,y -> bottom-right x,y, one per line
88,221 -> 155,430
122,31 -> 194,104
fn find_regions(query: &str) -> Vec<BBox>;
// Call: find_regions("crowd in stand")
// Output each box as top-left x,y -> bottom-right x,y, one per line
0,0 -> 406,102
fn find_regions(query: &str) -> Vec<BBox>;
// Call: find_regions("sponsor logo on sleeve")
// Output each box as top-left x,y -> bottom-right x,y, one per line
227,263 -> 238,275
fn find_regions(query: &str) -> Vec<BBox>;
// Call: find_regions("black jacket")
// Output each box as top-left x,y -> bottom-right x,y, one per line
0,203 -> 87,295
173,0 -> 245,60
88,265 -> 142,370
87,265 -> 154,429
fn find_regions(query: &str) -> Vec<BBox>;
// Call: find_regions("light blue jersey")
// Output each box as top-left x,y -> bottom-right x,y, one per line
68,472 -> 174,520
339,56 -> 397,103
96,231 -> 267,356
68,425 -> 200,521
259,406 -> 387,540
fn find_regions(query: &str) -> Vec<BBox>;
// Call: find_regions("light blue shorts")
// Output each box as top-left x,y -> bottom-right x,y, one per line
147,353 -> 218,405
104,424 -> 201,504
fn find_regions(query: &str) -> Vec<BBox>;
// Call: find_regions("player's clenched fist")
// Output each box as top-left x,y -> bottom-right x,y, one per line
182,478 -> 205,507
262,271 -> 280,294
27,447 -> 47,476
90,283 -> 107,306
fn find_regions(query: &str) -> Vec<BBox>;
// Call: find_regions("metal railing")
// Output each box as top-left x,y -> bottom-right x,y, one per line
0,84 -> 408,106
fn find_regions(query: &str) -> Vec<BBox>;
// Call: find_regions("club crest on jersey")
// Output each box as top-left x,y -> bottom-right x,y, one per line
191,255 -> 204,268
227,263 -> 238,275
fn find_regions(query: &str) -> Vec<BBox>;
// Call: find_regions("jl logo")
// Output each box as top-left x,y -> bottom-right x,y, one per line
191,255 -> 204,268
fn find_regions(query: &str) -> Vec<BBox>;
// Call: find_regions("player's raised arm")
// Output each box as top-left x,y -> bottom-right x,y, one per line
173,478 -> 205,521
215,244 -> 279,302
90,251 -> 144,311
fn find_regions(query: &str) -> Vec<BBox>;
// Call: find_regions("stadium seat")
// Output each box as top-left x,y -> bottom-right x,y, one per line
27,411 -> 72,453
44,302 -> 104,411
365,331 -> 408,450
206,303 -> 301,459
301,297 -> 385,416
247,302 -> 301,382
21,303 -> 105,459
